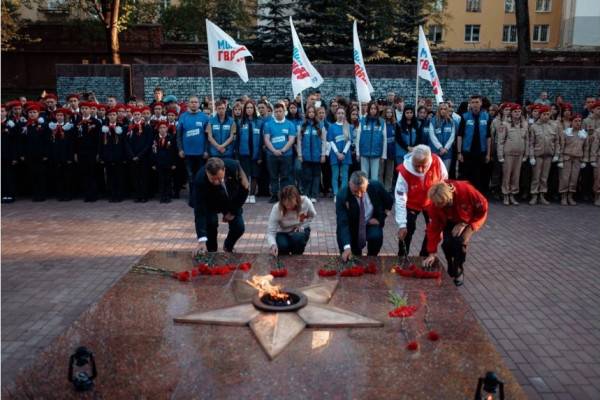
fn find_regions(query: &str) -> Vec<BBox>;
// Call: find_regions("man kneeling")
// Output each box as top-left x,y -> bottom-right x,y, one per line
336,171 -> 394,261
423,181 -> 488,286
194,157 -> 249,255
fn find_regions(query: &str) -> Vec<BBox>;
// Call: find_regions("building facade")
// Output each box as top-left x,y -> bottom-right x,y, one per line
428,0 -> 565,50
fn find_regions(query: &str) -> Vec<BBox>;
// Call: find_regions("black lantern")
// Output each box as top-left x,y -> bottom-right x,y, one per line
68,346 -> 97,391
474,371 -> 505,400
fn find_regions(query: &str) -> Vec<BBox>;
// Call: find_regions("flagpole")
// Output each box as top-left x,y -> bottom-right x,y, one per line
209,64 -> 216,116
415,55 -> 420,107
299,90 -> 304,114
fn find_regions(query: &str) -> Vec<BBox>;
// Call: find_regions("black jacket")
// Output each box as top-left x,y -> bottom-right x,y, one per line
49,124 -> 75,163
74,117 -> 102,157
193,159 -> 249,239
125,122 -> 153,160
24,121 -> 51,160
100,124 -> 127,163
1,120 -> 19,163
335,180 -> 393,249
152,137 -> 177,169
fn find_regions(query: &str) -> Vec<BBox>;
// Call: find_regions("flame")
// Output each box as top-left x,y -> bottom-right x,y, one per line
247,274 -> 289,301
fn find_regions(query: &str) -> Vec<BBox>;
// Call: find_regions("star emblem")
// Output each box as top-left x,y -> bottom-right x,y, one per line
174,279 -> 382,359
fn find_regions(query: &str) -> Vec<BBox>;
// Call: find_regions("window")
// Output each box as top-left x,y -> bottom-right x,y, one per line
533,25 -> 549,42
428,25 -> 443,43
536,0 -> 551,12
466,0 -> 481,12
502,25 -> 517,42
504,0 -> 514,13
465,25 -> 480,42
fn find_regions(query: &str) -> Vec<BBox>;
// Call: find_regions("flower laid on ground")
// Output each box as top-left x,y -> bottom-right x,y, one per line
340,266 -> 365,277
427,330 -> 440,341
318,258 -> 338,277
365,262 -> 377,274
238,262 -> 252,272
392,264 -> 441,279
197,264 -> 236,276
270,258 -> 288,277
387,291 -> 418,318
406,341 -> 419,351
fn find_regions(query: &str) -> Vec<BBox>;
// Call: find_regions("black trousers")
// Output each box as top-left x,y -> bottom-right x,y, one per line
28,158 -> 47,201
79,156 -> 98,201
54,162 -> 74,200
276,227 -> 310,255
157,166 -> 173,201
460,152 -> 489,194
398,209 -> 429,257
206,212 -> 245,252
105,162 -> 125,201
337,225 -> 383,256
130,159 -> 149,200
185,155 -> 205,206
1,161 -> 16,199
441,222 -> 473,278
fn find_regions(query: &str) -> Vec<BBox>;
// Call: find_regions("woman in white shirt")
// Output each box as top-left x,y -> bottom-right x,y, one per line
267,185 -> 317,256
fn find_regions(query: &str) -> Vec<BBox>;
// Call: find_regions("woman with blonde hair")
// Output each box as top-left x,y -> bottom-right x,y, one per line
327,107 -> 354,199
267,185 -> 316,256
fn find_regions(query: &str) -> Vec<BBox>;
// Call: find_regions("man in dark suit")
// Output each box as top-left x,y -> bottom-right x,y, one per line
194,157 -> 249,254
336,170 -> 394,261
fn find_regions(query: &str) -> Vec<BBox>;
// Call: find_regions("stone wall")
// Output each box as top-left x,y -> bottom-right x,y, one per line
53,63 -> 600,108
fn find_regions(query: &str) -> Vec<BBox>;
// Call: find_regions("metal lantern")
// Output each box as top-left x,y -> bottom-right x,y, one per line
68,346 -> 97,392
474,371 -> 505,400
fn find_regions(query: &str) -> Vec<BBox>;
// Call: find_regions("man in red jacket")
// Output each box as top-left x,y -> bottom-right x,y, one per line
423,180 -> 488,286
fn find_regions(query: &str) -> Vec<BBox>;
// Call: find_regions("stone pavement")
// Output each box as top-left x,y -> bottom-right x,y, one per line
2,196 -> 600,399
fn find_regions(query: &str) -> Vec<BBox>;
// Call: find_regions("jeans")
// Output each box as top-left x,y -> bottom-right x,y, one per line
331,163 -> 349,197
206,211 -> 245,252
360,156 -> 380,181
398,209 -> 429,257
276,227 -> 310,255
266,154 -> 292,196
302,161 -> 321,198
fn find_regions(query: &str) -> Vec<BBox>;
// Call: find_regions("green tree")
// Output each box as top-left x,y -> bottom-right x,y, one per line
1,0 -> 39,51
253,0 -> 291,62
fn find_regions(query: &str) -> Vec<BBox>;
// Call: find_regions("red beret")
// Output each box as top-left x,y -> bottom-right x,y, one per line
152,102 -> 164,109
140,106 -> 151,113
561,103 -> 573,111
44,93 -> 58,101
592,101 -> 600,110
106,108 -> 118,114
89,102 -> 99,109
55,108 -> 72,116
66,93 -> 80,101
97,104 -> 107,111
5,100 -> 21,109
166,108 -> 178,115
130,107 -> 142,114
572,113 -> 583,120
26,103 -> 43,113
509,103 -> 522,111
537,105 -> 551,113
79,101 -> 94,108
116,104 -> 126,111
156,120 -> 169,129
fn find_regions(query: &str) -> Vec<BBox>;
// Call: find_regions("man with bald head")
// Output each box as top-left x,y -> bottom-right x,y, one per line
395,145 -> 448,258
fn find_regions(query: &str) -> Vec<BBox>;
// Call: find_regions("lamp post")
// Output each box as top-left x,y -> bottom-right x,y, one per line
474,371 -> 505,400
68,346 -> 97,392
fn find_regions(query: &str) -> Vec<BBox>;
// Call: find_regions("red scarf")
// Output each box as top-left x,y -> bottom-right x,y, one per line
52,123 -> 65,140
129,121 -> 143,136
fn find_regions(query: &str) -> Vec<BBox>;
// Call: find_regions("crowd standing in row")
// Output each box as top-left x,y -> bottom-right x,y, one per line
2,88 -> 599,207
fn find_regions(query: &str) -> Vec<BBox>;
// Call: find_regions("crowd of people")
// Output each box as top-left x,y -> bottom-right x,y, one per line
4,87 -> 598,285
2,88 -> 599,207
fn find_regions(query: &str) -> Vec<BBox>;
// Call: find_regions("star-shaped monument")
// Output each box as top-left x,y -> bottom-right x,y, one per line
174,278 -> 383,359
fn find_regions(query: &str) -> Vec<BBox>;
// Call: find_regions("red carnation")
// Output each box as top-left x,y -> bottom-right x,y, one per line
318,269 -> 337,277
238,262 -> 252,272
270,269 -> 288,278
427,330 -> 440,341
340,266 -> 365,277
388,305 -> 417,318
191,269 -> 199,277
406,341 -> 419,351
365,262 -> 377,274
174,271 -> 191,281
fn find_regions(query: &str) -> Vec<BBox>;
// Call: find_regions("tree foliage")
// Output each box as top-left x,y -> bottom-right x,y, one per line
1,0 -> 39,51
252,0 -> 292,62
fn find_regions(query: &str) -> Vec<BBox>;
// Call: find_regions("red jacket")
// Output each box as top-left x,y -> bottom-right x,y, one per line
426,180 -> 488,254
397,153 -> 445,211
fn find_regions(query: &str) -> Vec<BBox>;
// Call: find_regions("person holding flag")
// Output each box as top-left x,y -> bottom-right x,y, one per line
289,17 -> 324,110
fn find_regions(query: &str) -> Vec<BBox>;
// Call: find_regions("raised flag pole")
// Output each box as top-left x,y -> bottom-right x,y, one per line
209,64 -> 216,116
299,89 -> 304,113
415,51 -> 420,107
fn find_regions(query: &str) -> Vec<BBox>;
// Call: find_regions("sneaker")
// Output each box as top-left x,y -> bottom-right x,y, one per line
310,197 -> 317,204
245,197 -> 251,204
250,195 -> 256,204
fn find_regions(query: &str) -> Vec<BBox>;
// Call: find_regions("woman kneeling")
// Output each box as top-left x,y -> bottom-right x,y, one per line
267,185 -> 316,256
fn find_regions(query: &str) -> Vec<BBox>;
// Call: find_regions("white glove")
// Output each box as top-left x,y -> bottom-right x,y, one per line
20,117 -> 27,123
38,117 -> 45,124
591,162 -> 597,168
552,155 -> 559,162
6,120 -> 15,128
115,126 -> 123,134
48,122 -> 57,130
529,158 -> 536,166
102,126 -> 109,133
557,162 -> 564,168
580,162 -> 587,169
522,156 -> 527,162
498,158 -> 504,163
63,122 -> 73,131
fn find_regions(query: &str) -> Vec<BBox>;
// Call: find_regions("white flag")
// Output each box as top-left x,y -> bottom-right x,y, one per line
417,25 -> 444,104
206,19 -> 253,82
290,17 -> 323,97
353,21 -> 374,103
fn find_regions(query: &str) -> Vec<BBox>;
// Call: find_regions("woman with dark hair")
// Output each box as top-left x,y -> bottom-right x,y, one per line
237,100 -> 262,203
326,99 -> 339,125
357,101 -> 386,180
395,106 -> 420,166
380,106 -> 397,192
297,106 -> 326,202
267,185 -> 316,256
416,105 -> 432,147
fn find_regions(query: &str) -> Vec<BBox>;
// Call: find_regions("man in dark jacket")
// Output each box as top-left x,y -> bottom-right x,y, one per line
336,170 -> 394,261
194,157 -> 249,254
